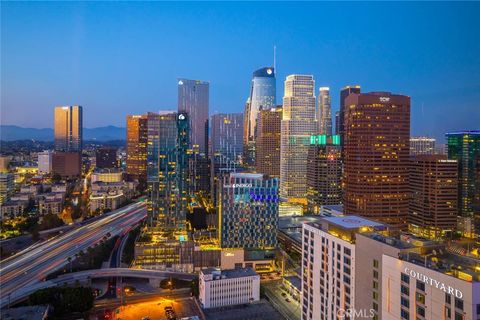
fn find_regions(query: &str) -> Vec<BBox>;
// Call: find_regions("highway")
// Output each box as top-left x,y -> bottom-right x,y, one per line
0,202 -> 147,308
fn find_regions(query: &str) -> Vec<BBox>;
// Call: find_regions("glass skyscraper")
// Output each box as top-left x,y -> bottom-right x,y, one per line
280,74 -> 317,204
54,105 -> 83,152
178,79 -> 209,155
317,87 -> 332,135
243,67 -> 276,167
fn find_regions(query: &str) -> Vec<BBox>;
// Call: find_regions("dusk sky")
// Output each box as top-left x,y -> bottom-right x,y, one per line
2,1 -> 479,142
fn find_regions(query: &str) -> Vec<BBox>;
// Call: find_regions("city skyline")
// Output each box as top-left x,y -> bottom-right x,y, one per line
2,2 -> 480,143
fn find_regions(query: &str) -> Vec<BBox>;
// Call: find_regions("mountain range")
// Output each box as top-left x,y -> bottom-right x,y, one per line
0,125 -> 126,141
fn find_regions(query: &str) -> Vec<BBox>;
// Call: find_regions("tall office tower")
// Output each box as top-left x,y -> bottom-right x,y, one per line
126,114 -> 148,183
95,147 -> 117,168
410,136 -> 436,155
210,113 -> 244,205
343,92 -> 410,229
446,131 -> 480,236
243,67 -> 276,168
178,79 -> 209,155
0,173 -> 14,205
147,112 -> 189,229
256,106 -> 282,177
280,75 -> 317,204
334,111 -> 340,135
306,134 -> 342,214
219,173 -> 279,250
317,87 -> 332,135
189,153 -> 211,196
338,85 -> 360,145
301,216 -> 386,320
54,105 -> 83,152
409,155 -> 458,239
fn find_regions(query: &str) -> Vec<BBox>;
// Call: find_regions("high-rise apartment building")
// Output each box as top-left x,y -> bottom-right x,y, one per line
280,75 -> 317,204
178,79 -> 209,155
410,136 -> 436,155
343,92 -> 410,229
147,112 -> 189,229
306,134 -> 342,214
338,86 -> 360,145
256,106 -> 282,177
95,147 -> 117,169
37,151 -> 53,174
317,87 -> 332,135
0,173 -> 14,205
54,105 -> 83,152
446,131 -> 480,217
219,173 -> 279,250
409,155 -> 458,239
301,216 -> 386,320
243,67 -> 276,168
126,114 -> 148,183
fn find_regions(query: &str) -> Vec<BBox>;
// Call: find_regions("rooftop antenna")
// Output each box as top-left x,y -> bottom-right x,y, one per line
273,45 -> 276,73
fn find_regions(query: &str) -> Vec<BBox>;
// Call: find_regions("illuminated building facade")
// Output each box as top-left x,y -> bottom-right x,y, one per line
338,85 -> 360,145
178,78 -> 209,155
54,105 -> 83,152
343,92 -> 410,229
126,114 -> 148,183
219,173 -> 279,251
256,106 -> 282,177
243,67 -> 276,168
280,75 -> 317,203
410,136 -> 436,156
146,111 -> 189,229
408,155 -> 458,239
446,131 -> 480,217
317,87 -> 332,135
0,173 -> 14,205
306,134 -> 342,214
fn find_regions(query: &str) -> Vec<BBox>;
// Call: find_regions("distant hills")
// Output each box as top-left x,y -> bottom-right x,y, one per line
0,125 -> 126,141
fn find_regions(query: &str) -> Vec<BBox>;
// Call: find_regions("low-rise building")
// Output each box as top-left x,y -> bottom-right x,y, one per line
1,200 -> 28,219
199,267 -> 260,309
38,198 -> 63,215
89,190 -> 125,213
91,168 -> 123,183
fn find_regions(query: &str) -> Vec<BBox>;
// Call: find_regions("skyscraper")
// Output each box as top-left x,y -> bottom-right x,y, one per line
243,67 -> 276,168
126,114 -> 148,183
178,79 -> 209,155
306,134 -> 342,214
343,92 -> 410,229
256,106 -> 282,177
210,113 -> 244,206
334,111 -> 340,135
408,155 -> 458,239
339,85 -> 360,145
147,111 -> 189,229
54,105 -> 83,152
317,87 -> 332,135
446,131 -> 480,236
95,147 -> 117,169
280,75 -> 317,204
219,173 -> 279,250
410,136 -> 436,155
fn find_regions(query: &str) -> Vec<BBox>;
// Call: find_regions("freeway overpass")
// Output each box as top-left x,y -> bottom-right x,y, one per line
1,268 -> 196,308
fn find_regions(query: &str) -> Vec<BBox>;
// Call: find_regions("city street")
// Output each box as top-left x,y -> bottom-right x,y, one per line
262,280 -> 301,320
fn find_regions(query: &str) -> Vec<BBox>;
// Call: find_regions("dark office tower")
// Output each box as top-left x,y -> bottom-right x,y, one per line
54,105 -> 83,152
408,155 -> 458,239
210,113 -> 244,205
189,153 -> 211,196
256,106 -> 282,177
339,86 -> 360,145
126,114 -> 148,183
178,79 -> 209,155
243,67 -> 276,168
95,147 -> 117,168
446,131 -> 480,236
306,135 -> 342,214
317,87 -> 332,135
335,111 -> 340,135
343,92 -> 410,229
147,112 -> 189,229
